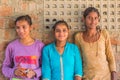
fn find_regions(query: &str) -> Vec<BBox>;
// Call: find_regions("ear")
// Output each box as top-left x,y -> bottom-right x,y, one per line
52,29 -> 55,36
98,17 -> 100,22
68,29 -> 70,33
81,17 -> 85,22
67,29 -> 70,39
30,25 -> 33,31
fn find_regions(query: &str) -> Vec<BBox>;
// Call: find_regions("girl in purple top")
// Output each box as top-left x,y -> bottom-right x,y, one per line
2,15 -> 44,80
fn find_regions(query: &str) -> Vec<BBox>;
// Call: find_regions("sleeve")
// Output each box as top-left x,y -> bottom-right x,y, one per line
34,43 -> 45,78
74,45 -> 83,77
42,47 -> 51,80
104,29 -> 116,72
2,44 -> 16,78
74,33 -> 81,49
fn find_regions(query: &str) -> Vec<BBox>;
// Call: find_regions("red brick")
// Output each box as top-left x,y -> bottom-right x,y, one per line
29,2 -> 36,11
30,14 -> 39,22
1,0 -> 8,4
31,23 -> 39,29
21,2 -> 28,11
0,41 -> 8,52
0,5 -> 13,17
0,18 -> 5,28
8,19 -> 15,28
111,38 -> 120,45
4,29 -> 17,40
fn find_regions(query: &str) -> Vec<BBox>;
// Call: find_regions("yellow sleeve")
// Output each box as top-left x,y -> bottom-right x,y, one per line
103,29 -> 116,72
74,32 -> 81,50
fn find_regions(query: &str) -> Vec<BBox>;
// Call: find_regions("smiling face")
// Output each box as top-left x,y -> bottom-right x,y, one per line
83,11 -> 99,30
54,24 -> 69,42
15,20 -> 32,39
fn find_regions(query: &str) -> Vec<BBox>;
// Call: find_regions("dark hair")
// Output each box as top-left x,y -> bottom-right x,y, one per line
15,15 -> 32,26
53,20 -> 69,31
83,7 -> 100,18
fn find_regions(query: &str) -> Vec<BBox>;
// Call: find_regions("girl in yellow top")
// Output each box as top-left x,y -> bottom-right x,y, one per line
74,7 -> 116,80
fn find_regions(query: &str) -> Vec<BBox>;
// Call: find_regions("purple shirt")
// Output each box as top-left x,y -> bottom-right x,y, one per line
2,39 -> 44,80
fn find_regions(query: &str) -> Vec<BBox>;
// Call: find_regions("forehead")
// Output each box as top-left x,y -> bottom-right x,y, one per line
16,20 -> 28,25
55,24 -> 68,29
87,11 -> 99,17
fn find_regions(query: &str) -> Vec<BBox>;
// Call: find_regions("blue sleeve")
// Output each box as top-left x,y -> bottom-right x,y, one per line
74,45 -> 83,77
42,47 -> 51,80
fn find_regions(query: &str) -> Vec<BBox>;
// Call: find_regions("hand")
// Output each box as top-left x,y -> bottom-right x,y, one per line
26,69 -> 36,79
14,68 -> 26,77
75,76 -> 82,80
111,71 -> 117,80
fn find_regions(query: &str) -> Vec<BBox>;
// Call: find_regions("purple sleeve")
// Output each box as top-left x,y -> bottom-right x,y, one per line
2,44 -> 16,78
34,68 -> 41,78
34,42 -> 45,78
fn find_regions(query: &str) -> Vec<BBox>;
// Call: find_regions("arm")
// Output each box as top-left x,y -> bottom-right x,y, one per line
104,30 -> 117,80
74,45 -> 83,80
111,71 -> 117,80
2,44 -> 16,78
31,43 -> 45,78
42,47 -> 51,80
74,33 -> 82,54
74,33 -> 81,49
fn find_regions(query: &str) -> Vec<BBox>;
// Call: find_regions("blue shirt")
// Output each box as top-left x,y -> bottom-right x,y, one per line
42,42 -> 83,80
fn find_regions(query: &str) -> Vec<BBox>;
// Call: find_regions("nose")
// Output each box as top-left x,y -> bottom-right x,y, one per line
59,31 -> 64,36
91,18 -> 96,24
18,28 -> 24,33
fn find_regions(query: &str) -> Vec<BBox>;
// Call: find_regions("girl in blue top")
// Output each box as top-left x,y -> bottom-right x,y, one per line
42,20 -> 83,80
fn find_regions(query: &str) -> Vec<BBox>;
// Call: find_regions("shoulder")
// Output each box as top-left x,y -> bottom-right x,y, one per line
101,29 -> 110,38
74,31 -> 83,38
33,39 -> 45,50
101,29 -> 109,34
66,42 -> 80,54
5,39 -> 19,51
35,39 -> 45,46
43,42 -> 54,50
66,42 -> 78,49
7,39 -> 19,47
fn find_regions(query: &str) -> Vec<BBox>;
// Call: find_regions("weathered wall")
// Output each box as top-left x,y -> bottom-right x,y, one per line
0,0 -> 120,80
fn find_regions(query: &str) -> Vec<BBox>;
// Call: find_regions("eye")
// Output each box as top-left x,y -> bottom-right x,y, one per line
55,29 -> 61,32
23,26 -> 27,29
95,17 -> 98,20
63,29 -> 67,32
87,16 -> 92,20
15,26 -> 20,29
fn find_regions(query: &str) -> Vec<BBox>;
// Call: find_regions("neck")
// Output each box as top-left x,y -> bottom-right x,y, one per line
86,28 -> 97,37
56,41 -> 66,48
20,36 -> 34,45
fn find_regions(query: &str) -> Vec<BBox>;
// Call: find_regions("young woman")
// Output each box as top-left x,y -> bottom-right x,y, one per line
74,7 -> 116,80
2,15 -> 44,80
42,20 -> 83,80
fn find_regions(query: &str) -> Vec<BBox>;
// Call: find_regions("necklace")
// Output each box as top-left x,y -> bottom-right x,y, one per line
83,31 -> 100,43
83,30 -> 100,56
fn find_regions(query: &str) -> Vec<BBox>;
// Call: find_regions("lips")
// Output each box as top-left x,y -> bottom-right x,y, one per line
18,33 -> 25,38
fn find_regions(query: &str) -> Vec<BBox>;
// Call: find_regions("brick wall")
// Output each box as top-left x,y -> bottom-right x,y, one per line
0,0 -> 120,80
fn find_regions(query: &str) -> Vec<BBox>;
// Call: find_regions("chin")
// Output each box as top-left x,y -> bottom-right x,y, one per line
58,39 -> 67,42
19,36 -> 26,39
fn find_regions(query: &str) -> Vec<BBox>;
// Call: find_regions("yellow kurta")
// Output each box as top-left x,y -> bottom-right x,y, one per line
75,29 -> 116,80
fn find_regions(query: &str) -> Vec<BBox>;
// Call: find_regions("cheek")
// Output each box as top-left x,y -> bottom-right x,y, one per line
86,19 -> 91,23
16,29 -> 20,33
25,29 -> 30,33
54,33 -> 58,37
64,32 -> 69,37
